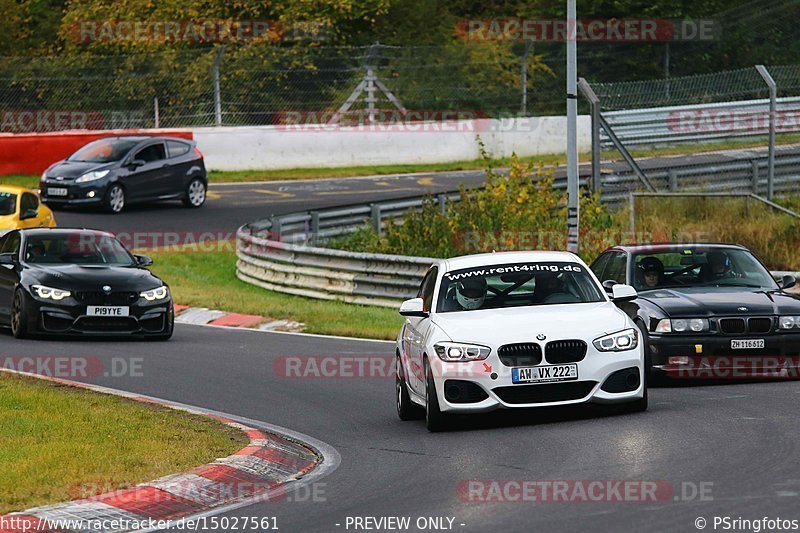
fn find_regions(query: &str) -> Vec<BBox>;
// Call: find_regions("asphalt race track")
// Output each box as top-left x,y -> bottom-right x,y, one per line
8,168 -> 800,532
3,325 -> 799,532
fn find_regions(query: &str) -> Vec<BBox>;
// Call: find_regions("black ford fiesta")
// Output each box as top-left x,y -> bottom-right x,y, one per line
0,228 -> 173,339
39,136 -> 207,214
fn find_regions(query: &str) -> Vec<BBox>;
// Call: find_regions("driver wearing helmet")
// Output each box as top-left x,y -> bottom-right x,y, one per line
455,277 -> 488,310
704,250 -> 734,281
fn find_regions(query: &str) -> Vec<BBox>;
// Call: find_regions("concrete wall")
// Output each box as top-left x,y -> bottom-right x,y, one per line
194,115 -> 591,171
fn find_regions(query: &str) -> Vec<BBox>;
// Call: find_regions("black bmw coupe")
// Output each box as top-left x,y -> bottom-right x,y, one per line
591,243 -> 800,379
0,228 -> 173,339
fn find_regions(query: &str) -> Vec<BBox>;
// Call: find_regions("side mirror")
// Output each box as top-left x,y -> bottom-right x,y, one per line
128,159 -> 146,169
135,254 -> 154,267
602,279 -> 618,293
612,284 -> 638,302
0,253 -> 17,266
19,209 -> 38,220
399,297 -> 428,318
780,274 -> 797,290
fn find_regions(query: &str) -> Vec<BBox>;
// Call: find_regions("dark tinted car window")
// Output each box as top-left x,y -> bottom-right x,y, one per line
24,233 -> 135,266
0,192 -> 16,216
2,232 -> 21,255
68,138 -> 139,163
20,193 -> 38,213
134,143 -> 167,163
590,252 -> 612,281
167,141 -> 191,158
603,252 -> 628,284
420,267 -> 438,312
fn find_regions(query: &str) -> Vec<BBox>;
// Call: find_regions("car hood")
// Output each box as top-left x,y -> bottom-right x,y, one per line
25,264 -> 163,292
45,161 -> 115,179
638,287 -> 800,317
431,302 -> 630,345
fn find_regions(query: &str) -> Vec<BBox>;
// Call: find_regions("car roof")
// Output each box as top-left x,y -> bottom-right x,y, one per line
15,227 -> 114,238
89,135 -> 190,143
0,185 -> 36,195
608,243 -> 749,254
438,250 -> 582,272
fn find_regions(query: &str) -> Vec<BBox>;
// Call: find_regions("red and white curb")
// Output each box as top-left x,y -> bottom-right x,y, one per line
173,305 -> 304,332
0,370 -> 339,533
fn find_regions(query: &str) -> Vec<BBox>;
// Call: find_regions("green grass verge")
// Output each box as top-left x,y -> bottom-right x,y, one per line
147,248 -> 403,340
5,135 -> 799,187
0,373 -> 247,514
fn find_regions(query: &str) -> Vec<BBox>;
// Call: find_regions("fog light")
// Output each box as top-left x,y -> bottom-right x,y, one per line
86,190 -> 96,198
668,356 -> 690,365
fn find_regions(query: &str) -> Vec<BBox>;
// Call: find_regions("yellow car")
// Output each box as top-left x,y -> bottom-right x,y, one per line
0,185 -> 57,234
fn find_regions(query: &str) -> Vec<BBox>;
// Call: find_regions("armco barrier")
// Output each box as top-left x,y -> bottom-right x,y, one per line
237,226 -> 433,308
0,130 -> 193,176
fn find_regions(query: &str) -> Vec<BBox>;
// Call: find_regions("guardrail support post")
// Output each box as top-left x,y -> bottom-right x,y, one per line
668,169 -> 677,192
310,211 -> 320,247
756,65 -> 777,199
628,193 -> 635,234
269,215 -> 282,240
437,193 -> 447,214
371,204 -> 382,237
578,78 -> 602,192
751,159 -> 759,194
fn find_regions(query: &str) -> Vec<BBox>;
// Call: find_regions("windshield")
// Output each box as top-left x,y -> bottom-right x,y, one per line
436,262 -> 605,313
67,138 -> 139,163
24,233 -> 136,266
632,248 -> 777,291
0,192 -> 16,216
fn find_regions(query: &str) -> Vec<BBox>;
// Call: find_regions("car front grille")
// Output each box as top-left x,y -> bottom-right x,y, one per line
718,318 -> 746,334
498,343 -> 542,367
75,291 -> 139,306
748,317 -> 772,334
74,317 -> 139,332
718,317 -> 773,334
493,381 -> 597,405
545,339 -> 587,364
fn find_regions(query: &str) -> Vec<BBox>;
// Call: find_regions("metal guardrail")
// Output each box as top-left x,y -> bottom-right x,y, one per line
237,225 -> 434,308
601,97 -> 800,148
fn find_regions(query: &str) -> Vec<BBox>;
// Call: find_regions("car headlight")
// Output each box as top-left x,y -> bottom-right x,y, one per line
433,342 -> 491,362
593,328 -> 638,352
32,285 -> 72,301
140,286 -> 169,301
654,318 -> 709,333
778,316 -> 800,330
75,170 -> 110,184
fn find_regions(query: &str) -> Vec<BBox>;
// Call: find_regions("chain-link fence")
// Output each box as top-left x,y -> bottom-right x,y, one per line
0,44 -> 574,132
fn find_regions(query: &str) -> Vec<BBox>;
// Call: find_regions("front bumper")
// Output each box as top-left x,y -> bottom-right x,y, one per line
428,347 -> 645,413
649,332 -> 800,379
26,292 -> 173,336
40,180 -> 106,206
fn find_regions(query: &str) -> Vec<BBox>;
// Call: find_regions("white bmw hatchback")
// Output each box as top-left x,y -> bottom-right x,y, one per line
395,251 -> 647,431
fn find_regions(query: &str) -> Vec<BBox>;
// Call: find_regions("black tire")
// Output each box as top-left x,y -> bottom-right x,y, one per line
11,289 -> 30,339
635,318 -> 656,384
104,183 -> 126,214
396,354 -> 423,421
424,357 -> 451,432
183,178 -> 207,208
